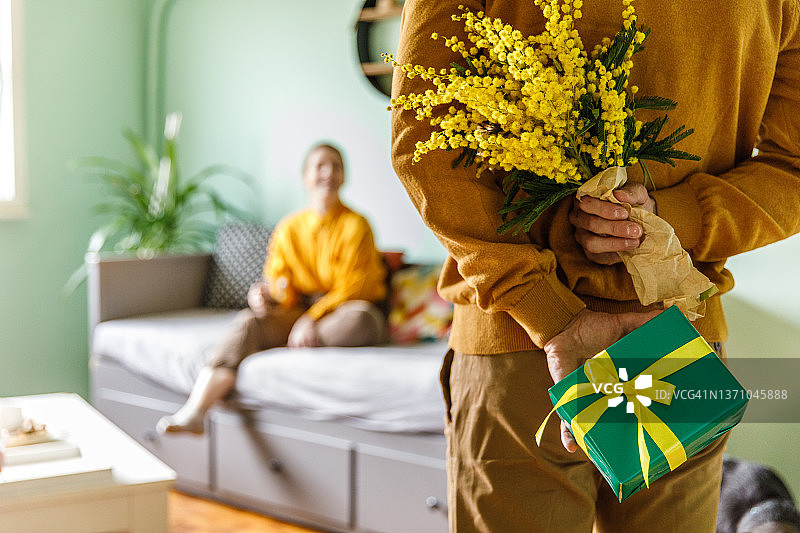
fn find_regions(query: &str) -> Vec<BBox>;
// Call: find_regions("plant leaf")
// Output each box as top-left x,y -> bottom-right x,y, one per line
123,129 -> 159,171
633,95 -> 677,111
497,172 -> 579,234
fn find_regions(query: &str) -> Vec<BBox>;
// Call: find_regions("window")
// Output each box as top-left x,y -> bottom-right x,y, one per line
0,0 -> 26,218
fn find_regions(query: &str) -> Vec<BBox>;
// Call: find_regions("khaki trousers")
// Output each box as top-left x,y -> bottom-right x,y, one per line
208,300 -> 387,370
442,349 -> 728,533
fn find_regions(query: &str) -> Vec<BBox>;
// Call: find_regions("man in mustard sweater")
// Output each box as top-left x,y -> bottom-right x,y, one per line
391,1 -> 800,531
158,143 -> 387,434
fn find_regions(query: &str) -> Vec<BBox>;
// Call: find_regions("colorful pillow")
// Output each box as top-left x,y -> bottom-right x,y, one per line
388,264 -> 453,344
203,223 -> 273,309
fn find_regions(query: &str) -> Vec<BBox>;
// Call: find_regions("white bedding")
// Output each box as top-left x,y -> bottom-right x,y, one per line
92,309 -> 448,433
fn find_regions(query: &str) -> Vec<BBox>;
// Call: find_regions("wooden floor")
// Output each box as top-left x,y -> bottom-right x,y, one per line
169,490 -> 322,533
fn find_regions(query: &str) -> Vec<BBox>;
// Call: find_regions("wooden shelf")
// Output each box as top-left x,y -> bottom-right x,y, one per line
359,0 -> 402,22
361,62 -> 395,76
357,0 -> 402,96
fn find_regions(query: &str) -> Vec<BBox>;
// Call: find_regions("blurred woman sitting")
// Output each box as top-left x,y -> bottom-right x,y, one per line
157,143 -> 387,434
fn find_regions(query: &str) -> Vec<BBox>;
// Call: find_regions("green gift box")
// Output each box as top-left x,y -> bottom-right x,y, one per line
536,305 -> 748,502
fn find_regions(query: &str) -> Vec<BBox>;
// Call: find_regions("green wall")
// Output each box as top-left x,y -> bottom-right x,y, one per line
723,240 -> 800,499
0,0 -> 147,397
158,0 -> 445,263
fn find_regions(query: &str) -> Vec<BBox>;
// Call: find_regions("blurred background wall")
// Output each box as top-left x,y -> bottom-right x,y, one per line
0,0 -> 147,398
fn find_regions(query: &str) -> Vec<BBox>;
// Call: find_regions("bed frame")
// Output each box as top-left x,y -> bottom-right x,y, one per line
86,253 -> 448,533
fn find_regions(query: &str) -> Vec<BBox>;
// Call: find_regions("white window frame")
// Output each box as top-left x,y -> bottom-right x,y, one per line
0,0 -> 27,219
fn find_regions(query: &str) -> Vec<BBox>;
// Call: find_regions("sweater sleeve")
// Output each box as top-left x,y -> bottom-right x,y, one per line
651,5 -> 800,262
390,0 -> 585,348
305,219 -> 387,321
263,221 -> 300,309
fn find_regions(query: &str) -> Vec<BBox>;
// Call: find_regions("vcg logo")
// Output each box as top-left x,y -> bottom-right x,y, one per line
592,368 -> 653,413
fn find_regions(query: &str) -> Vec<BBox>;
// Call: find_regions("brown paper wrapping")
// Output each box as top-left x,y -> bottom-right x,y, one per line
575,167 -> 717,320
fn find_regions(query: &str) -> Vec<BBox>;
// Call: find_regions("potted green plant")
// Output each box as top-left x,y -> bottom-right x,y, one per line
66,112 -> 254,292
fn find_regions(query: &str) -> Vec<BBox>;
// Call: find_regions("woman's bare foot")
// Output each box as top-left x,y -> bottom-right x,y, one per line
156,366 -> 236,435
156,407 -> 206,435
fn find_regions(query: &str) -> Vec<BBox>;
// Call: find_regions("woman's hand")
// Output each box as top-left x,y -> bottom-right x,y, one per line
247,281 -> 271,318
568,183 -> 656,265
287,314 -> 319,348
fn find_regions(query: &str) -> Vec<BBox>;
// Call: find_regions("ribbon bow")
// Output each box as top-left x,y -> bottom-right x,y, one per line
535,335 -> 714,500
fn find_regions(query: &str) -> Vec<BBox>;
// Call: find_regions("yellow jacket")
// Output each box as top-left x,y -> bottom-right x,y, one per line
391,0 -> 800,354
264,203 -> 387,321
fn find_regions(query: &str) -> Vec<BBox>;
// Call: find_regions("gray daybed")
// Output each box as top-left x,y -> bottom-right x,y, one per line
87,251 -> 450,533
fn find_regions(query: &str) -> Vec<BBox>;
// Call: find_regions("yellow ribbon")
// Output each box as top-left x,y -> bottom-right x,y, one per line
535,336 -> 714,499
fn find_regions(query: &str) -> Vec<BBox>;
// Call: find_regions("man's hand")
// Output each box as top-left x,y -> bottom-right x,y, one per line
569,183 -> 656,265
543,308 -> 662,452
287,314 -> 319,348
247,281 -> 272,318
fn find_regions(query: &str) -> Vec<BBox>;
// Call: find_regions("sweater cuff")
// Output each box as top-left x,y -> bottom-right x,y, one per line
650,181 -> 703,252
507,272 -> 586,348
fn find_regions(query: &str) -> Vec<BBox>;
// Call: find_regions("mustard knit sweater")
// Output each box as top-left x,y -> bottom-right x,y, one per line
391,0 -> 800,354
263,203 -> 387,321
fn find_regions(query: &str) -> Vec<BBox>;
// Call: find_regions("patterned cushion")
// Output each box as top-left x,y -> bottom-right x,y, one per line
203,223 -> 273,309
388,264 -> 453,344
